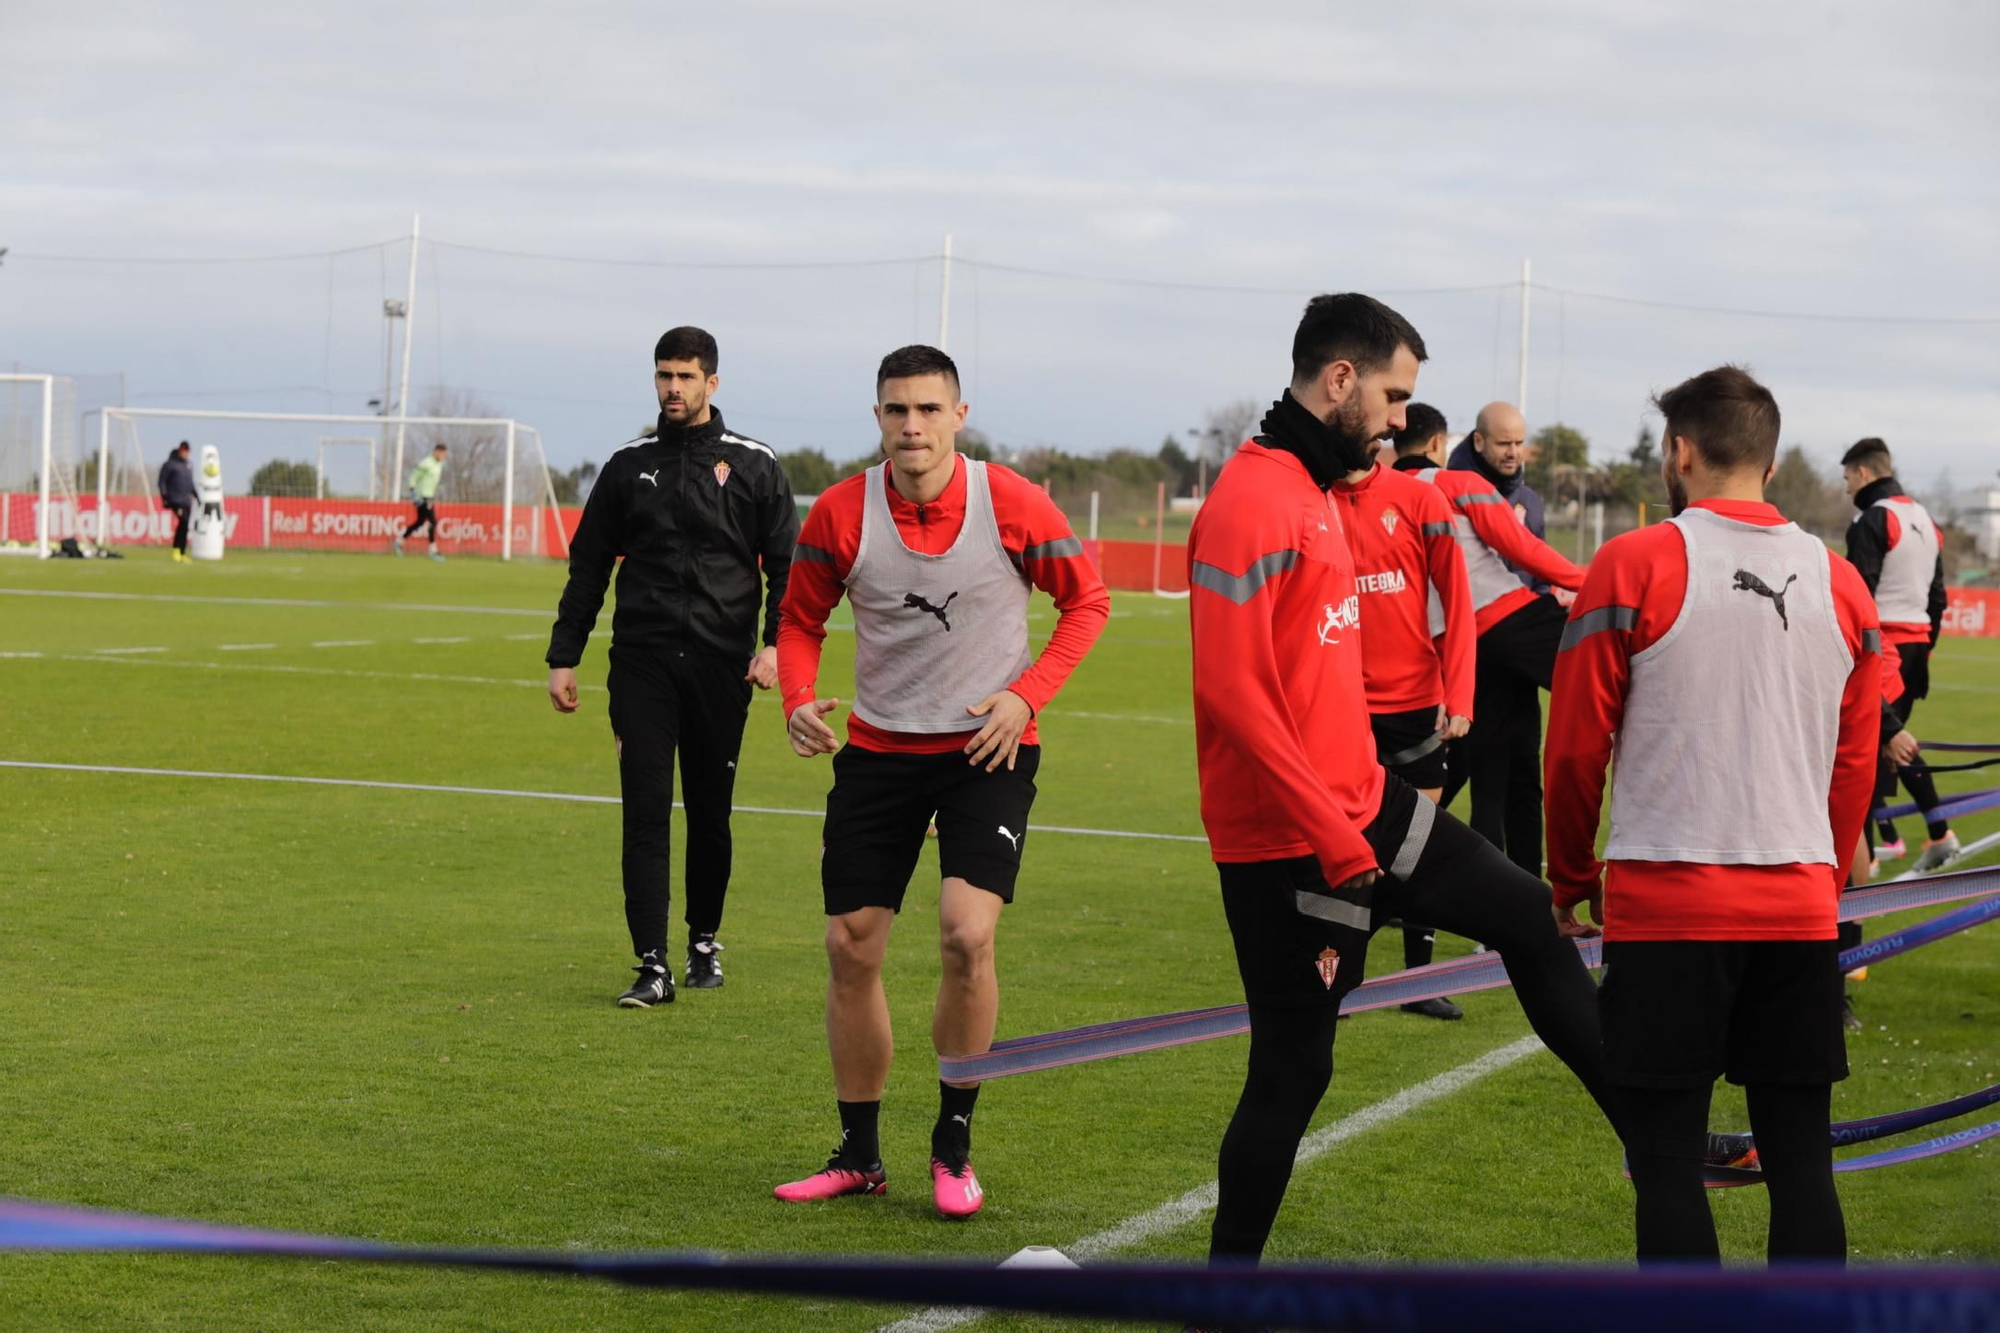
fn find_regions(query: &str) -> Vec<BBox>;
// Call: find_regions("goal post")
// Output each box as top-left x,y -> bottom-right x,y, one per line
0,374 -> 59,558
98,406 -> 567,559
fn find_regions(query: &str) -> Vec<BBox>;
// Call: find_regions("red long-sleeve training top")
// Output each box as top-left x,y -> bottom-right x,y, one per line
1544,499 -> 1883,940
1189,441 -> 1384,889
1422,467 -> 1586,634
777,456 -> 1110,754
1330,463 -> 1475,719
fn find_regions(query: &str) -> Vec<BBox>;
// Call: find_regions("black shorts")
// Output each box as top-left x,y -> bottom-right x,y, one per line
1598,939 -> 1848,1088
1369,706 -> 1448,789
821,743 -> 1040,915
1894,640 -> 1930,706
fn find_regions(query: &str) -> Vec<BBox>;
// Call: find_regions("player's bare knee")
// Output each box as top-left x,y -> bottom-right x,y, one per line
937,919 -> 995,980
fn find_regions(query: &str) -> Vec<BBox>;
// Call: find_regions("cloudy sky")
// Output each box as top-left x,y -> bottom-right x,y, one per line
5,0 -> 1997,489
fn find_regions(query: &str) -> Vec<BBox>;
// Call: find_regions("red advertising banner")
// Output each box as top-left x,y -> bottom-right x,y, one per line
1943,588 -> 1999,638
0,493 -> 576,558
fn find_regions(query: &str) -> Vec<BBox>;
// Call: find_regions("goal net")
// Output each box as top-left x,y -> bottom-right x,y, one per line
94,408 -> 569,559
0,374 -> 82,557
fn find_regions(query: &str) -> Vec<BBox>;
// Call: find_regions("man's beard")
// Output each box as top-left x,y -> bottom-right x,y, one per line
1325,394 -> 1378,473
662,391 -> 705,420
1662,460 -> 1688,516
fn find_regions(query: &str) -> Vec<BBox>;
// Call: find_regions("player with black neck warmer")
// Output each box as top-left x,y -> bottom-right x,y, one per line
1187,293 -> 1617,1266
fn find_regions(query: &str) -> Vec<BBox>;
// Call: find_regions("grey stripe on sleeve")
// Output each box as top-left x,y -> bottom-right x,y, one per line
1189,549 -> 1300,605
1421,521 -> 1453,537
1456,492 -> 1504,506
793,542 -> 836,564
1022,535 -> 1084,561
1558,605 -> 1638,652
1862,628 -> 1882,654
1294,889 -> 1373,931
1389,794 -> 1436,881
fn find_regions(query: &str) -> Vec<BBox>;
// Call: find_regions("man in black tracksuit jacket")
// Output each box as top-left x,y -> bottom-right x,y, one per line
546,327 -> 799,1007
157,441 -> 196,560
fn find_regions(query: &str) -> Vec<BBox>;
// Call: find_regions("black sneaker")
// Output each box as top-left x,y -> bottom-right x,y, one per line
1401,996 -> 1464,1021
685,937 -> 725,989
618,957 -> 674,1008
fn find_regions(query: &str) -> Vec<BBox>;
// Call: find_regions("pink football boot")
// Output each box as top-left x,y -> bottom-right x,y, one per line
930,1154 -> 985,1218
773,1153 -> 887,1203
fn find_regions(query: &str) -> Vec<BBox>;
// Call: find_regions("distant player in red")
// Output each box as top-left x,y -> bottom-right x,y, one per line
772,345 -> 1109,1218
1398,411 -> 1585,876
1329,411 -> 1475,1015
1189,293 -> 1617,1265
1840,437 -> 1958,872
1546,365 -> 1881,1263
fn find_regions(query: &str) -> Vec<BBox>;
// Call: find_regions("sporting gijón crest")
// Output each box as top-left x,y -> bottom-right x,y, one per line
1380,508 -> 1399,535
713,460 -> 731,487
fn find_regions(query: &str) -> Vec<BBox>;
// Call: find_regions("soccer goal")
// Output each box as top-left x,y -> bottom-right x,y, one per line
97,407 -> 570,559
0,373 -> 83,557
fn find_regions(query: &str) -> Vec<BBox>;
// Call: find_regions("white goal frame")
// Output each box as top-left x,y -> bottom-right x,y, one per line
0,373 -> 55,558
315,436 -> 379,500
100,407 -> 568,560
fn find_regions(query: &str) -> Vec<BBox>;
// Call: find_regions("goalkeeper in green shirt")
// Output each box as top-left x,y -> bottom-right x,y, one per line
394,443 -> 448,560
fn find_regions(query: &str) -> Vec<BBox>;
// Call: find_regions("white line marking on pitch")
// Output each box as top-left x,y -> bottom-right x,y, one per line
0,651 -> 45,659
0,761 -> 1208,845
42,652 -> 589,692
218,643 -> 277,651
878,1035 -> 1547,1333
93,646 -> 166,655
414,636 -> 469,644
310,639 -> 375,648
0,587 -> 548,618
502,632 -> 543,641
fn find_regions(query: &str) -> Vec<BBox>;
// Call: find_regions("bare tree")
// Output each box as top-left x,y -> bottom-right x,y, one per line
1191,398 -> 1262,465
402,386 -> 510,502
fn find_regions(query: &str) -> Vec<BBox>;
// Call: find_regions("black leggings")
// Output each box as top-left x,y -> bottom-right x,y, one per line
1616,1081 -> 1844,1263
1876,688 -> 1947,840
169,504 -> 191,553
1211,784 -> 1615,1261
403,501 -> 437,541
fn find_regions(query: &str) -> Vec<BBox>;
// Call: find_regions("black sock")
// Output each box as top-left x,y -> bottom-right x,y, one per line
1875,819 -> 1899,843
836,1100 -> 880,1166
1925,820 -> 1950,843
637,948 -> 664,972
934,1081 -> 979,1158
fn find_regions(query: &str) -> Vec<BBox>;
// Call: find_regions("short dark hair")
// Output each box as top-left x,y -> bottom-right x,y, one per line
1291,293 -> 1428,387
654,326 -> 718,376
1394,403 -> 1448,454
176,440 -> 190,452
1840,437 -> 1893,475
876,344 -> 960,397
433,442 -> 448,453
1651,364 -> 1780,475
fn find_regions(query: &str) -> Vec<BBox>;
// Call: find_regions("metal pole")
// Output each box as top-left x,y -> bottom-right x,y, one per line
393,212 -> 420,500
97,409 -> 110,548
1088,490 -> 1099,542
1516,257 -> 1531,417
502,419 -> 517,561
37,376 -> 52,557
1151,480 -> 1166,592
938,232 -> 953,353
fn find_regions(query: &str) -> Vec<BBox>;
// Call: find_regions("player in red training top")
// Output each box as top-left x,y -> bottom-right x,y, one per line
1839,437 -> 1959,871
1545,365 -> 1882,1264
1189,294 -> 1617,1265
1328,410 -> 1475,1015
771,345 -> 1109,1219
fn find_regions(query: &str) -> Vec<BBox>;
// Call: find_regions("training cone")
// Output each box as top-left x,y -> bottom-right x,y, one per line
999,1245 -> 1079,1270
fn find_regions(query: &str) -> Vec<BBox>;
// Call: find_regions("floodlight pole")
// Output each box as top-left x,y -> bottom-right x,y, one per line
1516,257 -> 1531,417
938,232 -> 953,353
502,419 -> 517,562
97,409 -> 110,545
392,212 -> 421,501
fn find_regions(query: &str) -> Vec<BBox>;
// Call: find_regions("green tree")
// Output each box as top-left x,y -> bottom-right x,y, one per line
1630,423 -> 1658,470
248,459 -> 318,497
1525,423 -> 1591,496
549,461 -> 598,505
1764,445 -> 1849,535
1157,435 -> 1195,494
776,449 -> 840,495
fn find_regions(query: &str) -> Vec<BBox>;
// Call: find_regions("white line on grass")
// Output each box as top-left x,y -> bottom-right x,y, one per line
218,643 -> 277,651
93,646 -> 166,654
414,636 -> 470,644
503,632 -> 545,641
0,587 -> 549,618
877,1035 -> 1547,1333
0,651 -> 46,659
30,652 -> 597,692
309,639 -> 375,648
0,760 -> 1208,844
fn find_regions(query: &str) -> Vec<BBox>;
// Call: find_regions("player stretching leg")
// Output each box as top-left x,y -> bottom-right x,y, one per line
1190,295 -> 1619,1264
773,345 -> 1108,1217
1546,366 -> 1882,1262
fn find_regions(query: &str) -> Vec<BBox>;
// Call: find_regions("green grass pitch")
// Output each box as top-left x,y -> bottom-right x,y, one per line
1,550 -> 1994,1331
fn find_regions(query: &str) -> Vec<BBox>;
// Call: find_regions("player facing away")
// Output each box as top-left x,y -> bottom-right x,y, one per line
1840,438 -> 1958,871
1188,294 -> 1618,1264
774,345 -> 1108,1218
1328,404 -> 1476,1017
546,326 -> 799,1006
1545,366 -> 1881,1263
395,443 -> 448,559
